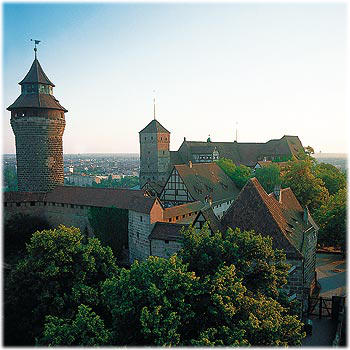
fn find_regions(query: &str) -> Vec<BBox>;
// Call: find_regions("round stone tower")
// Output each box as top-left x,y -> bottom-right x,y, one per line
7,48 -> 68,192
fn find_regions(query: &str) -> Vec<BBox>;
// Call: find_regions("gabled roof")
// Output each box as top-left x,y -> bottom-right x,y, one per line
194,206 -> 224,234
174,162 -> 240,203
7,94 -> 68,112
141,181 -> 164,196
221,178 -> 315,259
19,58 -> 55,86
149,222 -> 188,241
139,119 -> 170,134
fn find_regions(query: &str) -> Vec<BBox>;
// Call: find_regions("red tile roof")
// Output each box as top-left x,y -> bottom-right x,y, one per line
4,191 -> 47,203
221,178 -> 306,259
163,201 -> 204,219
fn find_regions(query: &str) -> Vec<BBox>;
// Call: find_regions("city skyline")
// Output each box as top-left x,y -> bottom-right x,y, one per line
3,2 -> 347,154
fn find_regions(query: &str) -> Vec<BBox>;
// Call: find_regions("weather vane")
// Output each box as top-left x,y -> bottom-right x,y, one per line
30,39 -> 41,58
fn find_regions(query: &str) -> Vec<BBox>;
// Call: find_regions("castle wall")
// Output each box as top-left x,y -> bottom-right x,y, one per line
128,210 -> 153,263
150,239 -> 182,258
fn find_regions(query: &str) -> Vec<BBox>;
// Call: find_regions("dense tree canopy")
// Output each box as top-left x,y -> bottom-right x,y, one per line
4,225 -> 118,345
216,158 -> 252,189
4,213 -> 51,263
38,304 -> 112,346
281,157 -> 329,212
254,163 -> 281,194
88,206 -> 128,260
314,188 -> 346,252
314,162 -> 346,196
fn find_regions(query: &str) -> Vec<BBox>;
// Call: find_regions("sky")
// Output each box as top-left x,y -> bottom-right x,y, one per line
2,2 -> 347,154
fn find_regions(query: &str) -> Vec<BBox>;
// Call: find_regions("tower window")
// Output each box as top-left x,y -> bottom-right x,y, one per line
161,137 -> 162,140
163,151 -> 165,155
140,216 -> 143,222
151,137 -> 153,140
144,137 -> 146,140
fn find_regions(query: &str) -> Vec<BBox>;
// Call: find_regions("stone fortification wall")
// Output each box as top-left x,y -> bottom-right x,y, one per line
128,210 -> 153,262
150,239 -> 182,258
285,258 -> 304,304
11,110 -> 65,192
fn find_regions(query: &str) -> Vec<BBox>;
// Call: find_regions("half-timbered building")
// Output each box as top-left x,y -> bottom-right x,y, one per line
159,162 -> 239,218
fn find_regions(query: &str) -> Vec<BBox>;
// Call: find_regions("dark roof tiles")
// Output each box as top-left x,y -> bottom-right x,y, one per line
19,58 -> 55,86
149,222 -> 188,241
139,119 -> 170,134
7,94 -> 68,112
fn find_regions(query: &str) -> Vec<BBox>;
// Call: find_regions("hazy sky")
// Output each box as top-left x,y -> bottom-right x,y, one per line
2,2 -> 347,154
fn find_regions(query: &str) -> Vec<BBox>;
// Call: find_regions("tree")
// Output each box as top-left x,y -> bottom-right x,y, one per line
314,162 -> 346,195
38,304 -> 112,346
4,225 -> 118,345
304,146 -> 315,156
216,158 -> 252,189
179,225 -> 288,299
102,255 -> 200,346
4,213 -> 51,263
3,165 -> 18,191
190,265 -> 304,346
254,164 -> 281,194
88,206 -> 128,260
314,188 -> 346,252
281,158 -> 329,212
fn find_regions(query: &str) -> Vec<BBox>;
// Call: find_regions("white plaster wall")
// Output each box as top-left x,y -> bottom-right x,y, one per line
151,239 -> 182,258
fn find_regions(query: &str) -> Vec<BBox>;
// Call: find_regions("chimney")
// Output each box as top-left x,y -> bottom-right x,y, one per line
189,160 -> 192,168
304,206 -> 309,224
273,184 -> 281,201
184,137 -> 186,141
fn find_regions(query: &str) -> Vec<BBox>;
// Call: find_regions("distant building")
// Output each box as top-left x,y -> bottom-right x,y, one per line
7,48 -> 67,192
64,174 -> 101,186
139,119 -> 170,187
139,118 -> 305,190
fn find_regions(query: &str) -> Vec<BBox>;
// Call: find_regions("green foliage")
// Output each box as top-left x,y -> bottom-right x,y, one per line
304,146 -> 315,156
254,164 -> 281,194
190,264 -> 304,346
88,206 -> 128,260
92,176 -> 139,189
216,158 -> 252,189
4,225 -> 118,345
272,155 -> 292,162
102,255 -> 200,346
4,213 -> 51,262
3,165 -> 18,191
38,304 -> 111,346
179,225 -> 289,299
314,188 -> 346,251
281,157 -> 329,211
314,162 -> 346,195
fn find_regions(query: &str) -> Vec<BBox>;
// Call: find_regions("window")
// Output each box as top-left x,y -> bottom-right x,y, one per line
4,202 -> 7,207
144,137 -> 146,140
165,240 -> 169,244
163,151 -> 165,155
70,204 -> 74,208
44,202 -> 47,206
61,203 -> 64,207
151,136 -> 153,140
168,218 -> 171,222
288,265 -> 296,274
140,216 -> 143,222
137,232 -> 140,239
176,216 -> 179,220
182,214 -> 185,218
16,203 -> 21,207
80,205 -> 84,209
30,201 -> 35,206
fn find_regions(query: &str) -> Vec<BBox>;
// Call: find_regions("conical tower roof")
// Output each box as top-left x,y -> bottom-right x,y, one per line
19,58 -> 55,86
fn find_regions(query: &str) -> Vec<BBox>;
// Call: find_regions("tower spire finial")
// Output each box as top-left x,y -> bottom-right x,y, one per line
153,89 -> 156,120
31,39 -> 41,59
235,122 -> 238,142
